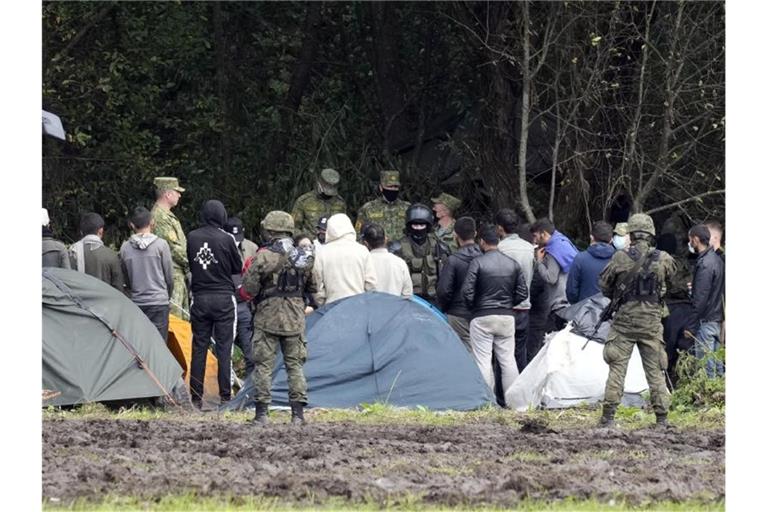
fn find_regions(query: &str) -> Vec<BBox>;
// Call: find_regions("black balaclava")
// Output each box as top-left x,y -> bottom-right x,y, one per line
408,224 -> 428,245
382,188 -> 400,203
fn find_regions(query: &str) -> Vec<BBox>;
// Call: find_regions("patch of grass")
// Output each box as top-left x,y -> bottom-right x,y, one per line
43,494 -> 725,511
43,401 -> 723,431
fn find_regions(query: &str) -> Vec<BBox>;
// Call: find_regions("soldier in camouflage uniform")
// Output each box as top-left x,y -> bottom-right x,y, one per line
240,211 -> 317,425
291,168 -> 346,236
598,213 -> 677,428
391,203 -> 449,305
151,177 -> 190,320
432,192 -> 461,254
355,170 -> 411,241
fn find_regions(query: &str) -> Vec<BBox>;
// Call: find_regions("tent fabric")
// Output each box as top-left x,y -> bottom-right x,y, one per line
166,314 -> 220,403
505,325 -> 649,411
227,292 -> 494,411
556,293 -> 612,343
42,268 -> 183,406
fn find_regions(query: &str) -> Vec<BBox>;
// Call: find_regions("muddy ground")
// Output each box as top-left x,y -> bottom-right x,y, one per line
43,418 -> 724,507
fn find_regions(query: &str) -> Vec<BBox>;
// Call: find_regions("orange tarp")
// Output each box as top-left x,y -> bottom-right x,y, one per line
166,314 -> 220,403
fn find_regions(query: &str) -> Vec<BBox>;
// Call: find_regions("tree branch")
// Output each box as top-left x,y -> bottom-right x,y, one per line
644,189 -> 724,215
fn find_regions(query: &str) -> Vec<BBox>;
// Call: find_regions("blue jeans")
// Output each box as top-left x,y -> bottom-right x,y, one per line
695,321 -> 724,378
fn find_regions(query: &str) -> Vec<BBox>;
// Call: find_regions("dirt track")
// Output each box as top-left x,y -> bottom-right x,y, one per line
43,418 -> 724,507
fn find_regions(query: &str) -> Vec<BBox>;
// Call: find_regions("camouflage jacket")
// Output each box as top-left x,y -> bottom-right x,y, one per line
241,244 -> 317,336
355,197 -> 411,241
291,191 -> 346,236
434,220 -> 457,254
599,240 -> 676,336
151,204 -> 189,274
393,233 -> 449,300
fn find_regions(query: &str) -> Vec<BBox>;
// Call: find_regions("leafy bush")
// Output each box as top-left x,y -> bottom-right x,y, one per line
671,348 -> 725,411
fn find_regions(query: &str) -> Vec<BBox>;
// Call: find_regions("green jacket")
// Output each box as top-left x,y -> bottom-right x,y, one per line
241,244 -> 317,336
151,204 -> 189,274
355,197 -> 411,241
599,240 -> 677,336
434,220 -> 457,254
394,233 -> 449,300
291,191 -> 346,236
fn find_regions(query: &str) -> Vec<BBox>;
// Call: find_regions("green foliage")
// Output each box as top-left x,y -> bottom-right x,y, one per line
43,2 -> 724,246
671,350 -> 726,411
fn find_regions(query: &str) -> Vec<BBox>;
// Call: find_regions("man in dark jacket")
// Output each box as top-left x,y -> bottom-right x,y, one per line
186,200 -> 243,407
436,217 -> 482,351
461,228 -> 529,401
120,207 -> 174,340
566,221 -> 616,304
689,224 -> 725,378
70,212 -> 125,293
225,217 -> 258,379
657,233 -> 697,386
42,208 -> 71,269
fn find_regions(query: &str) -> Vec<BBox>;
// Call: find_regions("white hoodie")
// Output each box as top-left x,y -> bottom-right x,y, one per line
313,214 -> 377,305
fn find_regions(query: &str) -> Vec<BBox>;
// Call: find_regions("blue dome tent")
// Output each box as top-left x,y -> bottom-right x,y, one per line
227,292 -> 493,411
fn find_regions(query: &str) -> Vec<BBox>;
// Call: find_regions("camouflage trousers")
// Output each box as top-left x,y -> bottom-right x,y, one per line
252,328 -> 308,404
170,269 -> 189,321
603,327 -> 670,415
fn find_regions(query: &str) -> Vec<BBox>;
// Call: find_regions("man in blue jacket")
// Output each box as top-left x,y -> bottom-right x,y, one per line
566,221 -> 616,304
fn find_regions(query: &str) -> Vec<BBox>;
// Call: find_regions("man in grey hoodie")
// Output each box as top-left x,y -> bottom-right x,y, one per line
120,207 -> 174,340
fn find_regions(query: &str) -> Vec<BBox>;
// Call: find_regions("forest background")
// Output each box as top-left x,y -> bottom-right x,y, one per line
42,1 -> 725,247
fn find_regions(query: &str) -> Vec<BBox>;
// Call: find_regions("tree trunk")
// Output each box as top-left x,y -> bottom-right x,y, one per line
267,2 -> 323,176
518,0 -> 536,223
212,3 -> 231,187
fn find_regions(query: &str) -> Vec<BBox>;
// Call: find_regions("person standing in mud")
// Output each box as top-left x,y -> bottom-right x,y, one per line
240,211 -> 317,425
598,213 -> 676,428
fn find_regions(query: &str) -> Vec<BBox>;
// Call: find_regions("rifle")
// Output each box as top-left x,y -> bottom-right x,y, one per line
581,249 -> 653,350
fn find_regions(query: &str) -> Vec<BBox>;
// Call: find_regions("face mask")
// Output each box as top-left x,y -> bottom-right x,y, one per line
408,226 -> 428,245
688,241 -> 696,254
317,232 -> 326,244
382,189 -> 399,202
612,235 -> 627,250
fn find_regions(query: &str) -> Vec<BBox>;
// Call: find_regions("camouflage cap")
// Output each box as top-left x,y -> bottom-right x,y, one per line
627,213 -> 655,236
431,192 -> 462,213
380,170 -> 401,188
318,168 -> 340,196
154,176 -> 185,193
261,210 -> 294,235
613,222 -> 629,237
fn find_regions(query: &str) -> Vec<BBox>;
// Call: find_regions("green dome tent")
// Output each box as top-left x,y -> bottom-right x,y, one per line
42,268 -> 186,407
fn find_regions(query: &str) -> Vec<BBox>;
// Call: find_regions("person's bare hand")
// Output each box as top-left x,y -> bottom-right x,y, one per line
304,306 -> 315,316
535,247 -> 546,262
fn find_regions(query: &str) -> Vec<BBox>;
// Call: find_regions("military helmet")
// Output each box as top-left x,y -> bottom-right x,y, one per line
261,210 -> 294,235
405,203 -> 434,226
627,213 -> 655,236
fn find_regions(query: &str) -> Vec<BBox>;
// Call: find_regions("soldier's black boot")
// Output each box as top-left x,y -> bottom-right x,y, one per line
290,401 -> 306,425
253,402 -> 269,425
598,405 -> 616,428
655,413 -> 669,428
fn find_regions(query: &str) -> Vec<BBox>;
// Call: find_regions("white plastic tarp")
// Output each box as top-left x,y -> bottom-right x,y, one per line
505,324 -> 649,411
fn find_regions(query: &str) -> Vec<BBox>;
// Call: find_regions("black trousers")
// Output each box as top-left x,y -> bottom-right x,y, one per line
513,310 -> 530,373
526,311 -> 548,365
234,301 -> 255,378
190,293 -> 236,404
138,304 -> 170,342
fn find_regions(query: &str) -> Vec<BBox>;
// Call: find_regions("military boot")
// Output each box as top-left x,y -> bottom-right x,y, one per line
598,404 -> 616,428
655,413 -> 669,428
252,402 -> 269,425
290,401 -> 306,425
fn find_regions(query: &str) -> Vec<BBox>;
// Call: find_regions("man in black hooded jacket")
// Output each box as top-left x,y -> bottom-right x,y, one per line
186,200 -> 243,407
